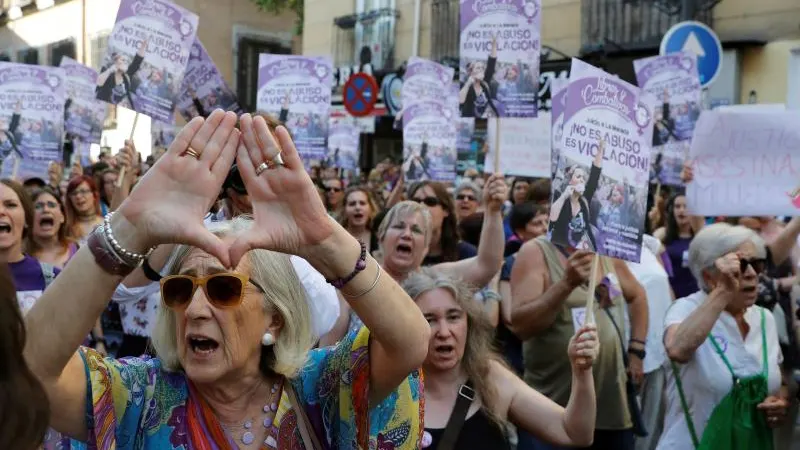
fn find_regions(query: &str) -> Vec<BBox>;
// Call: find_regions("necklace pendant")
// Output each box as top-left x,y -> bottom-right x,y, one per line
242,431 -> 255,445
244,420 -> 252,429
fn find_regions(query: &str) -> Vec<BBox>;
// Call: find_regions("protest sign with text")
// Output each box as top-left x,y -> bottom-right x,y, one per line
459,0 -> 541,118
485,115 -> 550,177
634,52 -> 701,186
257,55 -> 333,160
326,117 -> 360,171
403,57 -> 454,110
402,101 -> 457,183
548,59 -> 652,263
60,57 -> 105,144
99,0 -> 199,123
687,110 -> 800,216
178,39 -> 242,121
0,63 -> 65,180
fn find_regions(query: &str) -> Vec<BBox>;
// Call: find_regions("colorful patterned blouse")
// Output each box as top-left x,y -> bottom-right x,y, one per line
70,327 -> 423,449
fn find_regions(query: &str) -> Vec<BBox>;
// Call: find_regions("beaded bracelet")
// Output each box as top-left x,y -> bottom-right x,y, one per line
326,241 -> 367,289
103,212 -> 154,266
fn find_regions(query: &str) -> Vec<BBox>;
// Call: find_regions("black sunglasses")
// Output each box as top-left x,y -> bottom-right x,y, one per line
222,164 -> 247,195
413,196 -> 440,207
456,194 -> 477,202
740,258 -> 767,275
325,186 -> 343,193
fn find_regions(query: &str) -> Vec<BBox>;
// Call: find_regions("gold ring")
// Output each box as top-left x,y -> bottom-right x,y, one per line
255,162 -> 269,176
185,147 -> 201,159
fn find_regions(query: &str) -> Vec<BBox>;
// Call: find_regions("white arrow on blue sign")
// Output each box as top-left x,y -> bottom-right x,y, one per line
660,21 -> 723,88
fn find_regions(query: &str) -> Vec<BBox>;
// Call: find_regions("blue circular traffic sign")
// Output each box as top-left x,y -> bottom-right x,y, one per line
343,73 -> 378,117
660,21 -> 722,88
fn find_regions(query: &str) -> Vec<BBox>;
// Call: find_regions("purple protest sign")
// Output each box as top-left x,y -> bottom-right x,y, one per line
60,57 -> 105,144
402,101 -> 457,183
178,40 -> 243,121
257,55 -> 333,160
634,52 -> 701,186
403,57 -> 454,110
548,59 -> 652,263
98,0 -> 199,123
550,77 -> 568,179
0,63 -> 65,180
326,117 -> 361,171
459,0 -> 541,118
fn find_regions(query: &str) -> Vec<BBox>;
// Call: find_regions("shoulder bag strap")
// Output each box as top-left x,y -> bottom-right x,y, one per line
670,360 -> 701,449
708,332 -> 736,380
760,307 -> 768,374
437,382 -> 476,450
286,384 -> 324,450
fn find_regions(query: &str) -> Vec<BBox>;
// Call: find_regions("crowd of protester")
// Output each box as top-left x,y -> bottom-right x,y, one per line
1,108 -> 798,450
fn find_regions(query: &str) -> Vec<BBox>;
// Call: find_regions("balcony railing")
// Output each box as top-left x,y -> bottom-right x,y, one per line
581,0 -> 714,54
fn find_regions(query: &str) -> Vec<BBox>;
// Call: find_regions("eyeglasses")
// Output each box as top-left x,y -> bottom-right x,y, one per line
69,189 -> 93,197
413,196 -> 440,207
160,273 -> 264,310
34,201 -> 58,211
222,165 -> 247,195
740,258 -> 767,275
456,194 -> 477,202
325,187 -> 342,193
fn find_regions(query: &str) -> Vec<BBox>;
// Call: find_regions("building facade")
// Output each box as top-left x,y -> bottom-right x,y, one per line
0,0 -> 298,157
303,0 -> 800,164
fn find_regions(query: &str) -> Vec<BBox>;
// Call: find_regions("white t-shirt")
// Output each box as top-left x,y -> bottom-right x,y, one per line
624,234 -> 672,373
656,291 -> 783,450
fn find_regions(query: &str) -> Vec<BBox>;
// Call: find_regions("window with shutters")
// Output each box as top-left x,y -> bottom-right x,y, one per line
16,47 -> 39,64
48,38 -> 76,66
235,37 -> 291,114
89,32 -> 110,71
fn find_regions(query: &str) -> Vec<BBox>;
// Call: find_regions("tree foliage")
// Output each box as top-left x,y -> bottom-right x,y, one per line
251,0 -> 304,34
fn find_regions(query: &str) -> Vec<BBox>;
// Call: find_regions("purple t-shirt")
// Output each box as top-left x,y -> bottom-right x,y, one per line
9,255 -> 60,315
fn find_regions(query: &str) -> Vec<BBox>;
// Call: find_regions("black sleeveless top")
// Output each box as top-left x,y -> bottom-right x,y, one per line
424,409 -> 510,450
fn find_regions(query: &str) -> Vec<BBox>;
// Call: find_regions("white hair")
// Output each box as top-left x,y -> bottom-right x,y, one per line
688,223 -> 766,292
151,216 -> 315,377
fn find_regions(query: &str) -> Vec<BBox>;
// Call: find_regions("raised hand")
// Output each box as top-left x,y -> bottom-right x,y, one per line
114,109 -> 239,267
568,324 -> 599,371
228,113 -> 336,268
483,173 -> 507,213
711,252 -> 741,293
564,250 -> 594,288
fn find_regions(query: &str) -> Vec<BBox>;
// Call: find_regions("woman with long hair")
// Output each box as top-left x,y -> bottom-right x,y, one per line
64,175 -> 103,243
0,264 -> 51,450
27,187 -> 78,269
404,268 -> 597,449
653,192 -> 698,298
339,185 -> 380,253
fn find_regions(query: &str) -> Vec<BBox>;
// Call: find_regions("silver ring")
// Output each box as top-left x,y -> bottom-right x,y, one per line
255,162 -> 269,176
273,152 -> 284,166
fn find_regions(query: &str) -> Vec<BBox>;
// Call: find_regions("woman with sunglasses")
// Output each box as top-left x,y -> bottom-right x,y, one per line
659,223 -> 789,449
324,177 -> 345,216
27,187 -> 78,269
23,110 -> 428,449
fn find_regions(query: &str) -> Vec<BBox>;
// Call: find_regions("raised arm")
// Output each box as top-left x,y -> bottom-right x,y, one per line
767,217 -> 800,267
510,242 -> 593,339
498,323 -> 597,447
230,114 -> 430,405
664,253 -> 738,363
23,110 -> 242,440
436,173 -> 507,287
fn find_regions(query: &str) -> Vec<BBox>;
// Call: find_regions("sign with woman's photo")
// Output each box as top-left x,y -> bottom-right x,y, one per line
459,0 -> 541,118
257,55 -> 333,160
326,117 -> 360,171
60,57 -> 105,144
177,39 -> 242,121
547,59 -> 652,263
402,101 -> 457,183
98,0 -> 199,123
0,63 -> 65,180
634,52 -> 701,186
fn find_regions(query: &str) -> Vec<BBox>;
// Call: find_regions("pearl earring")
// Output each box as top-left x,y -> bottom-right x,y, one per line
261,332 -> 275,346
